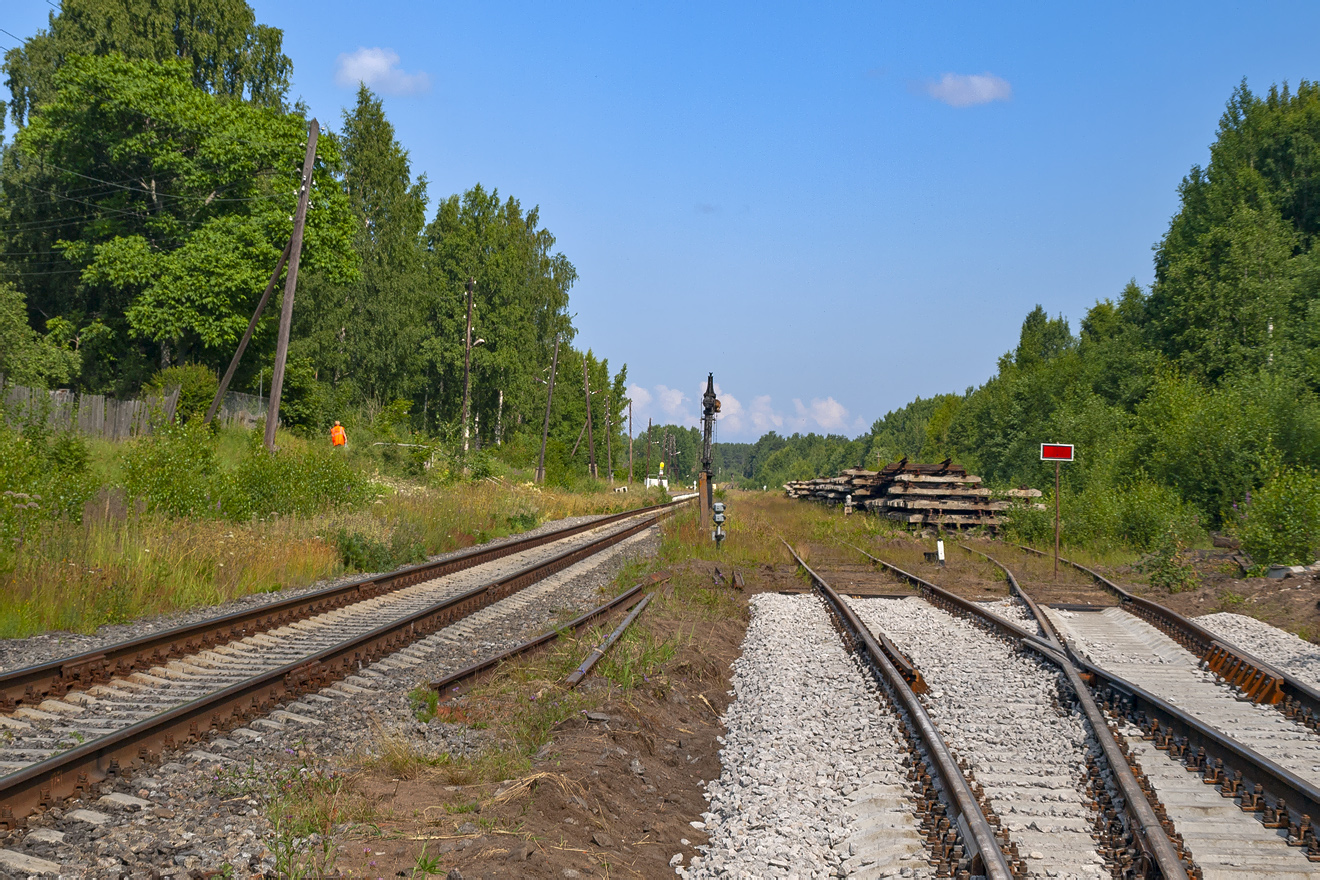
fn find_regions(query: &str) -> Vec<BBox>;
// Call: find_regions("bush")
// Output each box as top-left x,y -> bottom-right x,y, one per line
122,420 -> 220,518
221,439 -> 366,520
336,530 -> 393,573
1238,469 -> 1320,565
146,364 -> 218,424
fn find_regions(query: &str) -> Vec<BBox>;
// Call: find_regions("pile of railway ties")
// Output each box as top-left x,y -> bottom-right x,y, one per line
783,459 -> 1043,529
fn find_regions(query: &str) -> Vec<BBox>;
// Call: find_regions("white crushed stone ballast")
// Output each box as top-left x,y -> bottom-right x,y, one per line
691,593 -> 932,879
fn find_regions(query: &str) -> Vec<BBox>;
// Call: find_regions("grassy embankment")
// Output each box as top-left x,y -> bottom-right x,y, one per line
0,421 -> 665,640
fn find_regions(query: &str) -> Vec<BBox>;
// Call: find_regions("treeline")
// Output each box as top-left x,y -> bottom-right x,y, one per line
726,81 -> 1320,562
0,0 -> 624,483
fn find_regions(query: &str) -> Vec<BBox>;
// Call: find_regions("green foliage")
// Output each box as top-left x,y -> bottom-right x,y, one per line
123,421 -> 364,520
145,364 -> 218,423
1142,531 -> 1200,593
0,417 -> 95,562
335,530 -> 393,573
3,51 -> 356,394
3,0 -> 291,127
1238,469 -> 1320,565
0,282 -> 79,387
408,685 -> 439,724
221,440 -> 365,519
122,420 -> 220,518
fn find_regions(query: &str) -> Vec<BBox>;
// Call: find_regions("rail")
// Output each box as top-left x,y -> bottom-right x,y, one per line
782,539 -> 1013,879
1012,542 -> 1320,725
0,506 -> 683,827
0,499 -> 690,713
843,540 -> 1188,878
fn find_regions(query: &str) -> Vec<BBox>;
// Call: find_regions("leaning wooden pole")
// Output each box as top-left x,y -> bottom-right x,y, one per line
205,242 -> 292,425
264,119 -> 319,452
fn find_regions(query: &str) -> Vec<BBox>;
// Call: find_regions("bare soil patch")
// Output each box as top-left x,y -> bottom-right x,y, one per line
332,560 -> 755,879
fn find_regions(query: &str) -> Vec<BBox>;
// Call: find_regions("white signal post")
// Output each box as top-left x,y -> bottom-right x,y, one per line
1040,443 -> 1075,581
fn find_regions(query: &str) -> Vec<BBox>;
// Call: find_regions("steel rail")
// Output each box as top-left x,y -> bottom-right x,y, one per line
955,543 -> 1190,878
429,571 -> 670,694
565,592 -> 654,687
843,540 -> 1187,877
0,500 -> 687,713
0,506 -> 682,828
782,539 -> 1013,880
994,544 -> 1320,859
1010,542 -> 1320,723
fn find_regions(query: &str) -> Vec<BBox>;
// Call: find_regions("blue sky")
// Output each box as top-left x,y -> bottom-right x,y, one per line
6,2 -> 1320,441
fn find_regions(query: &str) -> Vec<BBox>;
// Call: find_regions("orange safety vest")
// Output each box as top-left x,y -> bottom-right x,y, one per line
330,425 -> 347,446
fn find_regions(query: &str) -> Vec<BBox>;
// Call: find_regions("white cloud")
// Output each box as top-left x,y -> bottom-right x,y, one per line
922,72 -> 1011,107
627,382 -> 855,439
334,47 -> 431,95
654,384 -> 689,419
792,396 -> 852,432
627,384 -> 652,411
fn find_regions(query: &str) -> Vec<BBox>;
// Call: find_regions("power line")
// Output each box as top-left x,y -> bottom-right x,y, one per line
33,158 -> 287,204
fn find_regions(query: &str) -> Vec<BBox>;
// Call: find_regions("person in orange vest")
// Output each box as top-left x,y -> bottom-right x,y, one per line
330,421 -> 347,448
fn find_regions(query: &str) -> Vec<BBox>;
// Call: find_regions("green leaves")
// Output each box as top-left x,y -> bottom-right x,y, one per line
3,52 -> 357,390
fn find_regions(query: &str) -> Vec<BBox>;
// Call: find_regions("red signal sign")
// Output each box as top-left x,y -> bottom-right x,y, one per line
1040,443 -> 1074,462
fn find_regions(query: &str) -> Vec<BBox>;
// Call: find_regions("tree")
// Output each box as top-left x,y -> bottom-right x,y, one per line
3,0 -> 291,127
0,282 -> 79,387
0,53 -> 357,393
420,185 -> 576,441
294,86 -> 428,409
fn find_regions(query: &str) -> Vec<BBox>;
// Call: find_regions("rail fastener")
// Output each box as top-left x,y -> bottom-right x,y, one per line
1012,543 -> 1320,724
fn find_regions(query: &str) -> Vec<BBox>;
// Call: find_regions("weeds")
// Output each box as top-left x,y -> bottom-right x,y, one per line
409,685 -> 440,723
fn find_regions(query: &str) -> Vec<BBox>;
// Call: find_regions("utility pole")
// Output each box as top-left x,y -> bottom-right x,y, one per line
535,335 -> 559,483
700,373 -> 719,528
265,119 -> 319,452
628,402 -> 633,485
461,277 -> 475,455
604,391 -> 613,483
645,418 -> 652,485
205,242 -> 291,425
583,353 -> 597,479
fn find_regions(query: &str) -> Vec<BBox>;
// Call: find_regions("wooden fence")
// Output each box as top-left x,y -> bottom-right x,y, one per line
2,383 -> 181,440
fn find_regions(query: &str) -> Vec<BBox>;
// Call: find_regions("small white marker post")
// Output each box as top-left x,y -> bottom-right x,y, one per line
1040,443 -> 1075,581
936,538 -> 945,567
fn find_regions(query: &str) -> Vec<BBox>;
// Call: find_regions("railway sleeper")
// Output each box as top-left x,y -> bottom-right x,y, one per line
1104,693 -> 1320,861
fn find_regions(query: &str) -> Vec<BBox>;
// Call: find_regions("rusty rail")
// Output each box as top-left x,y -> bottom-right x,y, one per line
973,543 -> 1320,864
429,572 -> 670,694
1011,542 -> 1320,727
0,506 -> 684,828
782,539 -> 1013,880
0,500 -> 688,713
565,592 -> 654,687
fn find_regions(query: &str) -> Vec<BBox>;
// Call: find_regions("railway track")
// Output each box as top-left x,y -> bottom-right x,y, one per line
844,536 -> 1320,877
778,540 -> 1015,879
0,500 -> 687,830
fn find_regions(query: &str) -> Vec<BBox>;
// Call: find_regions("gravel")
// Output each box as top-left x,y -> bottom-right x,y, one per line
0,523 -> 657,878
692,593 -> 931,880
854,597 -> 1106,879
0,513 -> 610,674
1195,612 -> 1320,690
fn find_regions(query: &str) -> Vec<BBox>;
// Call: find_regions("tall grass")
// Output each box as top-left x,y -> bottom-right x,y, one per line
0,481 -> 666,640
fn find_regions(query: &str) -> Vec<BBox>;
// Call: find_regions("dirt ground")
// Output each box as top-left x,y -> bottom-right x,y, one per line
329,558 -> 783,880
